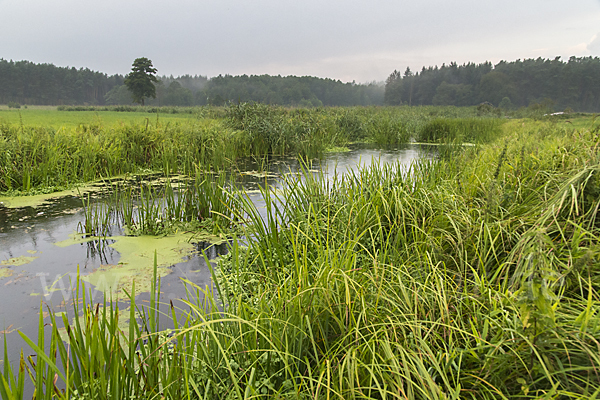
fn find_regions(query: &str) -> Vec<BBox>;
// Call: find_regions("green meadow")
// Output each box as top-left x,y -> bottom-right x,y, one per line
1,105 -> 600,399
0,107 -> 196,128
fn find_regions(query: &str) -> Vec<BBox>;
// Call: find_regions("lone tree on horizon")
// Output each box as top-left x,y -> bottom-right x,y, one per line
124,57 -> 158,106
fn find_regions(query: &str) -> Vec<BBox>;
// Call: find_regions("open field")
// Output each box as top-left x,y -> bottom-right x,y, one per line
0,108 -> 196,128
1,105 -> 600,399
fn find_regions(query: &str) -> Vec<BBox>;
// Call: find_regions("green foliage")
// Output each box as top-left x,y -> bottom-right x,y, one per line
0,105 -> 509,193
163,81 -> 194,106
418,117 -> 502,143
385,56 -> 600,112
7,101 -> 21,109
205,74 -> 384,107
336,109 -> 365,140
0,58 -> 124,106
432,81 -> 473,106
4,118 -> 600,399
0,117 -> 244,193
124,58 -> 158,106
498,96 -> 514,110
0,58 -> 385,107
103,85 -> 132,105
526,98 -> 556,120
225,102 -> 339,157
476,101 -> 500,116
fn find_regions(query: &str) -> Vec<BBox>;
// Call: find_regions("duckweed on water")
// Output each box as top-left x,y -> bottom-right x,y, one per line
0,268 -> 13,278
0,256 -> 38,267
51,228 -> 225,297
53,233 -> 101,248
0,182 -> 104,209
80,233 -> 220,296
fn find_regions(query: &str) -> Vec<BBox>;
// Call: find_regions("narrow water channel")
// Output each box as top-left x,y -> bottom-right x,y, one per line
0,144 -> 432,380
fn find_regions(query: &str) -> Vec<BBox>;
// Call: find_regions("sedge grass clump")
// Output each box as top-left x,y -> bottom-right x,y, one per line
107,170 -> 240,236
418,117 -> 503,143
211,120 -> 600,398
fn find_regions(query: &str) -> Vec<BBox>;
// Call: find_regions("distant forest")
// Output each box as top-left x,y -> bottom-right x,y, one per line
385,56 -> 600,112
0,59 -> 384,107
0,60 -> 123,106
2,57 -> 600,111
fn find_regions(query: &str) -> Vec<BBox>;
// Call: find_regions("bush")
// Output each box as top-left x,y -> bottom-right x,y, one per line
499,97 -> 514,110
477,101 -> 501,116
7,101 -> 21,109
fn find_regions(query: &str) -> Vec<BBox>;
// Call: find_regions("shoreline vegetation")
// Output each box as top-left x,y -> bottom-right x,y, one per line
0,103 -> 565,197
1,105 -> 600,399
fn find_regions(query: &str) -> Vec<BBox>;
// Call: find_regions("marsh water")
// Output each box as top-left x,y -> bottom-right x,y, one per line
0,144 -> 432,371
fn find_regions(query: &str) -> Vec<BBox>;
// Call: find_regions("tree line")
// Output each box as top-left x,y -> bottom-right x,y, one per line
0,58 -> 384,107
0,59 -> 123,105
4,56 -> 599,111
384,56 -> 600,112
196,75 -> 384,107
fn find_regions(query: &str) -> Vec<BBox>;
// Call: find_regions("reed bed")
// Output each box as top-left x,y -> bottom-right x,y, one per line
0,117 -> 246,193
3,117 -> 600,399
1,104 -> 502,194
417,117 -> 503,143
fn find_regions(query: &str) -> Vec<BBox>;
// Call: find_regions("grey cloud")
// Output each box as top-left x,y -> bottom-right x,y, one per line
1,0 -> 599,81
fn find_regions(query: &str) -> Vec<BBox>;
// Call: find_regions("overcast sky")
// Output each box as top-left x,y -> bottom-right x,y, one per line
1,0 -> 600,83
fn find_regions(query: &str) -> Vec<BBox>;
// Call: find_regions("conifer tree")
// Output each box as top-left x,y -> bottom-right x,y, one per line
124,57 -> 158,106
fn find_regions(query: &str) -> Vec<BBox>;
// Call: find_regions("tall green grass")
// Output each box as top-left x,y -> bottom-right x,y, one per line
225,102 -> 343,157
1,105 -> 506,194
0,118 -> 245,193
3,119 -> 600,399
417,117 -> 503,143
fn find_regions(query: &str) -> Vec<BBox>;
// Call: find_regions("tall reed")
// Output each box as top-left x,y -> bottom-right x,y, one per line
78,169 -> 240,237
